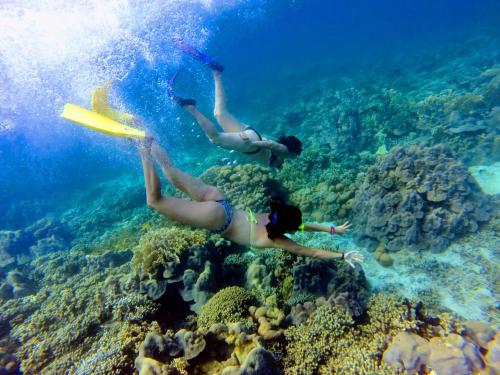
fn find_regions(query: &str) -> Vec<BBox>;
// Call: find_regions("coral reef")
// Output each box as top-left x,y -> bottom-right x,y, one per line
383,321 -> 499,374
283,293 -> 500,375
352,144 -> 492,252
3,33 -> 500,375
131,226 -> 213,308
131,226 -> 206,278
135,298 -> 285,375
469,161 -> 500,195
0,217 -> 72,272
0,249 -> 159,374
197,286 -> 256,330
288,256 -> 369,316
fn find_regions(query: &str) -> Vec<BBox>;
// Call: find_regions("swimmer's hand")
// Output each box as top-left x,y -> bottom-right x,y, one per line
344,251 -> 364,268
335,221 -> 351,234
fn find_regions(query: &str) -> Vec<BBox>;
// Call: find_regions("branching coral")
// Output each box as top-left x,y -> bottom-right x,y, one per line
284,294 -> 428,375
284,304 -> 355,374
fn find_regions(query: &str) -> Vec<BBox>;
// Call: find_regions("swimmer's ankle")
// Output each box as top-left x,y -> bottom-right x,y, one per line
209,61 -> 224,73
177,98 -> 196,107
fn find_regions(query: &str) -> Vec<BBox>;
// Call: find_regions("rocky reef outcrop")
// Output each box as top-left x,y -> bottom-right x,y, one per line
352,144 -> 492,252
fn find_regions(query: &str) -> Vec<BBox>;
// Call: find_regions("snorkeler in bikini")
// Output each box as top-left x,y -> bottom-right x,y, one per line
167,41 -> 303,169
137,136 -> 364,267
61,82 -> 361,265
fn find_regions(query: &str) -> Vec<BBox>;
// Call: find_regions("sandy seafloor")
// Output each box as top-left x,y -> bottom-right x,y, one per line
1,2 -> 500,373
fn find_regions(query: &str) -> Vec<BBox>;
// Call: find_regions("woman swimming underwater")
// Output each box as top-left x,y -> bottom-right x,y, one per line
137,136 -> 364,267
167,42 -> 303,169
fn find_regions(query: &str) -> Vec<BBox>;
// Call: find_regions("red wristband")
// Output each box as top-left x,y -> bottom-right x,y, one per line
330,226 -> 336,235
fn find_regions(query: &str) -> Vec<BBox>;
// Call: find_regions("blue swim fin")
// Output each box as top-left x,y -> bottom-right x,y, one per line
166,70 -> 196,107
174,40 -> 224,72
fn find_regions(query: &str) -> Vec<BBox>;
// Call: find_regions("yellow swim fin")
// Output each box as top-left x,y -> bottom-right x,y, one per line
91,81 -> 136,125
61,103 -> 145,139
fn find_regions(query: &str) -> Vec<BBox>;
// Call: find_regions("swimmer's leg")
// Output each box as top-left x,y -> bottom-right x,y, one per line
182,104 -> 224,146
212,71 -> 246,133
138,145 -> 224,228
138,143 -> 162,206
150,141 -> 224,202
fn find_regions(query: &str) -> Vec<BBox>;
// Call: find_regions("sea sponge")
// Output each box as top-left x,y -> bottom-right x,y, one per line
197,286 -> 256,330
131,227 -> 206,278
352,145 -> 492,252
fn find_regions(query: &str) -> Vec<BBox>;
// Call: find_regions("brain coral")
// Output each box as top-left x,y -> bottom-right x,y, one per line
197,286 -> 256,330
352,144 -> 491,252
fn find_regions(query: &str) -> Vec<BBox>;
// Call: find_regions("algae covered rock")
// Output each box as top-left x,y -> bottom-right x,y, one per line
197,286 -> 256,330
352,144 -> 492,252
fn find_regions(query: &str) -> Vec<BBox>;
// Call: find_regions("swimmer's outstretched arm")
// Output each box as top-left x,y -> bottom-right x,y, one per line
270,235 -> 364,268
303,221 -> 351,235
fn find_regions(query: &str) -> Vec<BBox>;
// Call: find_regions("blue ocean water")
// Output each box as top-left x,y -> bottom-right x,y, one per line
1,0 -> 498,229
0,1 -> 499,373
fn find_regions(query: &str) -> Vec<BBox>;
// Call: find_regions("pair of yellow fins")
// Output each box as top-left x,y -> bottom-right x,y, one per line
60,82 -> 145,139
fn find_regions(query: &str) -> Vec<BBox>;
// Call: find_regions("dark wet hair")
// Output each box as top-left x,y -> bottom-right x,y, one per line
278,135 -> 302,155
265,196 -> 302,239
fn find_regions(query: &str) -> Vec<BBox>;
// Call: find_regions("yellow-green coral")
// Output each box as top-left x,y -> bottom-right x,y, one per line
284,304 -> 354,374
197,286 -> 256,330
131,226 -> 206,276
282,275 -> 293,301
284,294 -> 419,375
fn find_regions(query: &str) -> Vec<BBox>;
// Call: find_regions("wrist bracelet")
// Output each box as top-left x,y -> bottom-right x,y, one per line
330,226 -> 336,235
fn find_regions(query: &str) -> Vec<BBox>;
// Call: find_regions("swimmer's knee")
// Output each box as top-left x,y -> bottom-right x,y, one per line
208,133 -> 222,145
147,195 -> 162,209
214,108 -> 229,122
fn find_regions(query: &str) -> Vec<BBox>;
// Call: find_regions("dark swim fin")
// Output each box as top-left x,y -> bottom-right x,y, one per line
174,40 -> 224,72
166,70 -> 196,107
